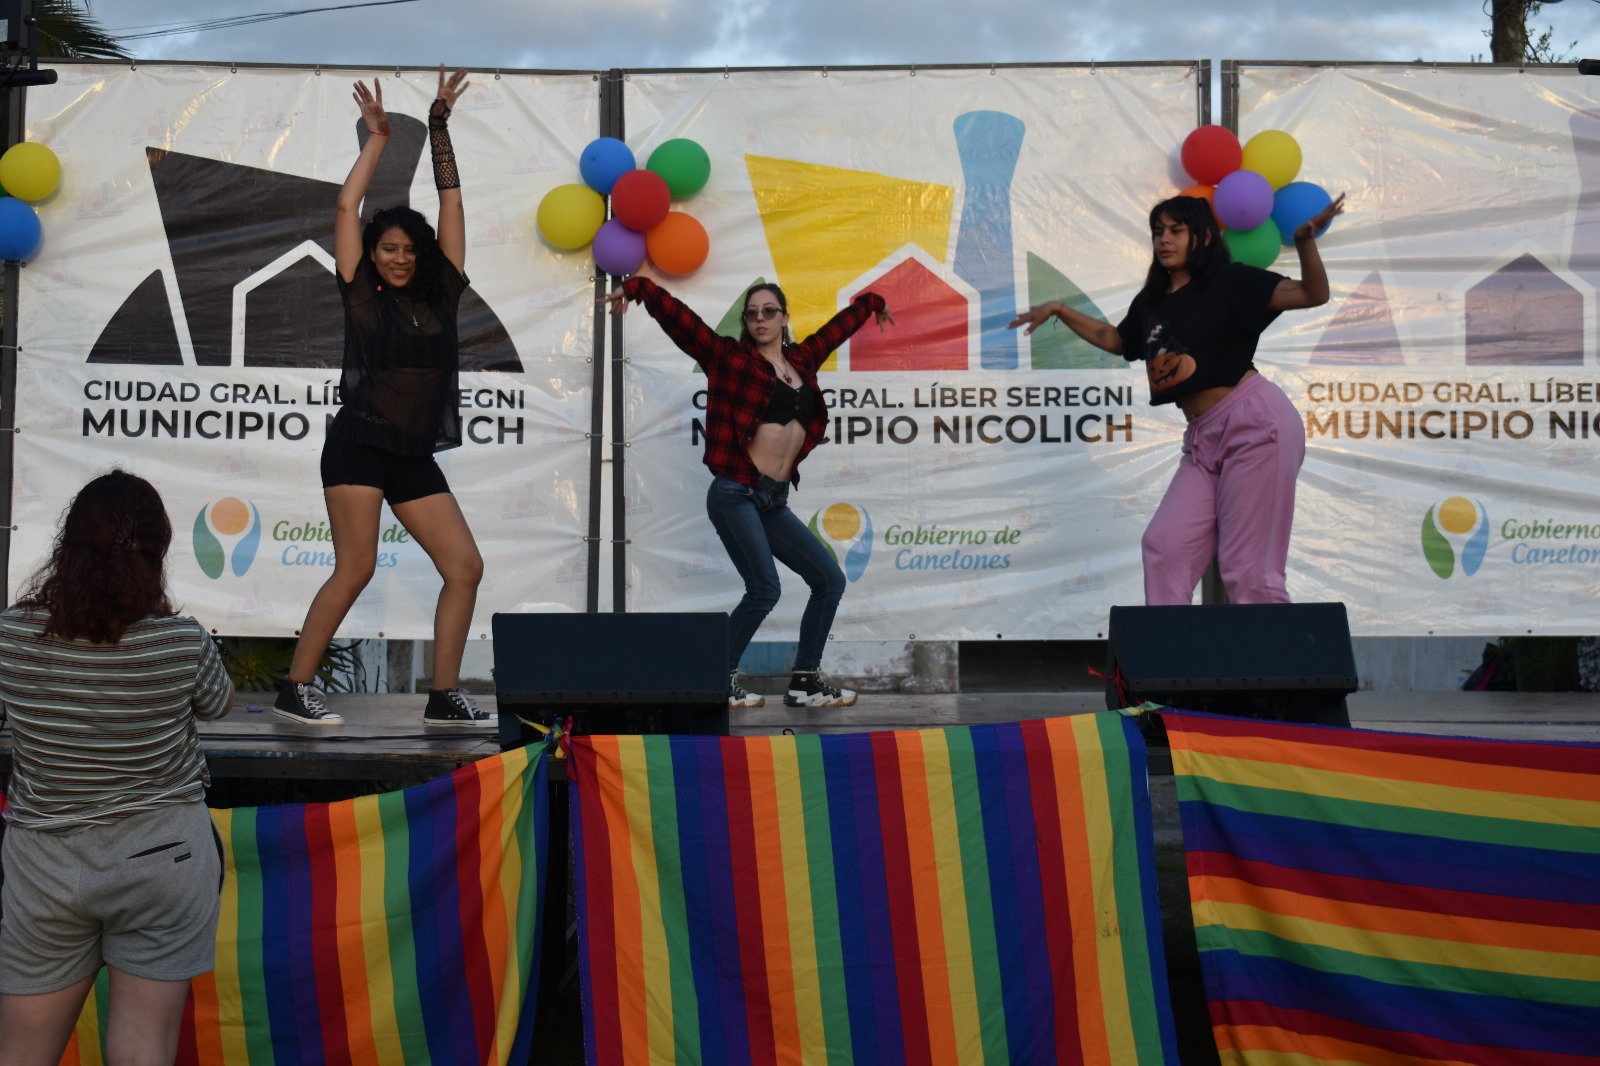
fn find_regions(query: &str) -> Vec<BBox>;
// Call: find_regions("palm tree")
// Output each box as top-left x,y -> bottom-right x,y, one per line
34,0 -> 128,61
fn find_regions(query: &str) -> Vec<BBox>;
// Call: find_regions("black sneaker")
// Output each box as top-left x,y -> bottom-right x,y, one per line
424,688 -> 494,727
273,679 -> 344,726
729,671 -> 765,709
783,670 -> 857,708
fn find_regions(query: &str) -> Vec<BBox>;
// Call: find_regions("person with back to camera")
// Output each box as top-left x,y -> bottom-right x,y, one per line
1009,192 -> 1344,605
602,269 -> 894,709
0,470 -> 235,1065
275,65 -> 493,728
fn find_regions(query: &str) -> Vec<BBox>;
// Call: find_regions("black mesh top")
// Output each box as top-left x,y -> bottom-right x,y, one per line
329,256 -> 469,455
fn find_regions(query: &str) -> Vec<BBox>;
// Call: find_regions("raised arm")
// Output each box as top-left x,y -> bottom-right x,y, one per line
789,291 -> 890,367
430,65 -> 470,274
1008,301 -> 1124,355
600,273 -> 734,368
335,78 -> 391,283
1269,192 -> 1346,311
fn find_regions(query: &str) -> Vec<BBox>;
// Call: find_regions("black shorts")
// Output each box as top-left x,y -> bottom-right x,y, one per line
320,437 -> 450,505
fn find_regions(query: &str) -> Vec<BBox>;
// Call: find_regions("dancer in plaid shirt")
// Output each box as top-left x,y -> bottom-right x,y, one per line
604,273 -> 893,708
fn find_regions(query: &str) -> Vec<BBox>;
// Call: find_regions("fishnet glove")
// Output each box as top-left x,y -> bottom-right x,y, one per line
429,98 -> 459,191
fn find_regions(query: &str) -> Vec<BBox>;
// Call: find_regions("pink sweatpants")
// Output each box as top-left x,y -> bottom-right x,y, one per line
1142,372 -> 1305,605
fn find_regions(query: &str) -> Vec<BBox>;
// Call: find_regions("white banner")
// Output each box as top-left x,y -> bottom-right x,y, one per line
1237,64 -> 1600,634
15,63 -> 600,636
619,65 -> 1204,640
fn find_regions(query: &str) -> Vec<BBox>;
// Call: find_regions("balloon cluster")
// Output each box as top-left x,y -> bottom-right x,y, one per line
537,136 -> 712,276
1177,125 -> 1334,269
0,142 -> 60,261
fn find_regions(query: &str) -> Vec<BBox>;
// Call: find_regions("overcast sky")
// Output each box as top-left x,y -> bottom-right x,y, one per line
87,0 -> 1600,73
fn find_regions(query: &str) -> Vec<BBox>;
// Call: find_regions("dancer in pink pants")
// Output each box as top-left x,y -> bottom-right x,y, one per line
1010,192 -> 1343,604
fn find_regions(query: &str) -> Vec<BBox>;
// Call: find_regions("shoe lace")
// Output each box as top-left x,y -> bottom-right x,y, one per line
795,670 -> 842,697
446,689 -> 485,717
298,683 -> 329,714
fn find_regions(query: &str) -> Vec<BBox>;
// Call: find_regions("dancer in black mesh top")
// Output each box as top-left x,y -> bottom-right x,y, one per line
275,66 -> 491,729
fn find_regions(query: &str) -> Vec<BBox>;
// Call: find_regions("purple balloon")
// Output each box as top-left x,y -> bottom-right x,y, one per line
1214,169 -> 1274,231
592,218 -> 646,277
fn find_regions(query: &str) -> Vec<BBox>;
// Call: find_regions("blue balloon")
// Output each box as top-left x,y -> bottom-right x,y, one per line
1271,181 -> 1333,245
0,196 -> 41,260
578,137 -> 636,196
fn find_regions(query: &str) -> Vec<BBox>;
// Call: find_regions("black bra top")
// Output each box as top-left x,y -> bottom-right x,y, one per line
762,379 -> 815,425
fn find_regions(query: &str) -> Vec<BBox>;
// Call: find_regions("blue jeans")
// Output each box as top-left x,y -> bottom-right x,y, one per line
705,475 -> 845,672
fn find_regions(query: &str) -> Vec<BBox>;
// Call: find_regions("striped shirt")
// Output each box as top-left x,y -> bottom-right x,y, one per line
0,609 -> 233,833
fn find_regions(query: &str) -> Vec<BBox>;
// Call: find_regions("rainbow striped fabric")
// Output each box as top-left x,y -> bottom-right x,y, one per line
568,715 -> 1179,1065
1165,711 -> 1600,1066
57,743 -> 550,1066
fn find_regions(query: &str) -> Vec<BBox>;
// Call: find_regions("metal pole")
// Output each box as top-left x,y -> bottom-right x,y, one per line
605,70 -> 628,614
0,0 -> 32,599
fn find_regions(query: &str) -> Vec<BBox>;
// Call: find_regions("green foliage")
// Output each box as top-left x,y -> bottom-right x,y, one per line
36,1 -> 130,60
215,637 -> 366,694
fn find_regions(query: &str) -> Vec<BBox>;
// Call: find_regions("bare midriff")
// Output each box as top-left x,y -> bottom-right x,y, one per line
748,420 -> 807,482
1179,369 -> 1257,422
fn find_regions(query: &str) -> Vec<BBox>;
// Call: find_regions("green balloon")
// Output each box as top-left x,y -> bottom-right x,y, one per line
646,138 -> 711,198
1221,218 -> 1282,269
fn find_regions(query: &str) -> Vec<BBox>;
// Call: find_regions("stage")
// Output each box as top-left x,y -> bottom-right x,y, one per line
4,689 -> 1596,783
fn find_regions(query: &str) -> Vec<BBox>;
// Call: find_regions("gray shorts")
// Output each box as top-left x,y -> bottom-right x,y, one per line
0,800 -> 223,993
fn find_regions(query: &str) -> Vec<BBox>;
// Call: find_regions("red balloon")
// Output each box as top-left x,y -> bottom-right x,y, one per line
610,169 -> 671,232
1181,125 -> 1242,186
646,212 -> 709,276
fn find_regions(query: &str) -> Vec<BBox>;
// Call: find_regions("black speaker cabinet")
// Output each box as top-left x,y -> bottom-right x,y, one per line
1104,603 -> 1357,727
492,612 -> 730,745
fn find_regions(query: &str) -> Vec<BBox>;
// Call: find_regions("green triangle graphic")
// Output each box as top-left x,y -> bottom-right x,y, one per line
1025,254 -> 1122,369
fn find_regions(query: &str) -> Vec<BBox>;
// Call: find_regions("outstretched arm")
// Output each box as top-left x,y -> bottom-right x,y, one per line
335,78 -> 390,283
599,271 -> 733,367
431,65 -> 471,274
1269,192 -> 1346,311
789,291 -> 890,367
1008,301 -> 1124,355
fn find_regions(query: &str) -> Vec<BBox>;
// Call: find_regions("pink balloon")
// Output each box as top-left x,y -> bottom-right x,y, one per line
1213,169 -> 1274,231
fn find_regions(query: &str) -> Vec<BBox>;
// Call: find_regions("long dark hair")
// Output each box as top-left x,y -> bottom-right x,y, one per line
363,205 -> 451,302
1140,195 -> 1231,307
17,469 -> 175,643
738,282 -> 793,346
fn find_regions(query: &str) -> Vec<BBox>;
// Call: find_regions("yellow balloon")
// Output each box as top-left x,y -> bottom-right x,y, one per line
1240,130 -> 1302,190
536,184 -> 605,250
0,142 -> 61,202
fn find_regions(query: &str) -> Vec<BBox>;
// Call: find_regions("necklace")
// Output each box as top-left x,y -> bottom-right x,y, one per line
377,283 -> 420,327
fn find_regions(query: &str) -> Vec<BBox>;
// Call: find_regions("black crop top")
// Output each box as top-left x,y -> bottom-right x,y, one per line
762,379 -> 816,425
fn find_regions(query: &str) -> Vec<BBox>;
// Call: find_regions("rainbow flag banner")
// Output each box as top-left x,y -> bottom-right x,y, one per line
1165,711 -> 1600,1066
568,715 -> 1179,1065
58,743 -> 550,1066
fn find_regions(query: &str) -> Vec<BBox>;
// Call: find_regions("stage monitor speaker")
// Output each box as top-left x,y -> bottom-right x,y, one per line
492,612 -> 730,746
1104,603 -> 1357,727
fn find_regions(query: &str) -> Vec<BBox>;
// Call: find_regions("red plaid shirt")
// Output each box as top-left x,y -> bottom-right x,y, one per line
621,277 -> 885,487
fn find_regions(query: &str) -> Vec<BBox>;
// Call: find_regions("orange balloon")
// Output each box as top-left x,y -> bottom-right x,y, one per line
645,212 -> 709,276
1179,183 -> 1222,229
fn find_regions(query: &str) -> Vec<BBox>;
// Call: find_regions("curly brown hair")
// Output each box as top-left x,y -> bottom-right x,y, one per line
17,469 -> 175,643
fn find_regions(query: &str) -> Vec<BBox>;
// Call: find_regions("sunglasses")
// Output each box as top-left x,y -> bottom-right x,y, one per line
742,306 -> 785,322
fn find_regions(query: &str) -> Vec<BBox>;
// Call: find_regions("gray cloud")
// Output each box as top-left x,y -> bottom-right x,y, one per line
91,0 -> 1597,71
